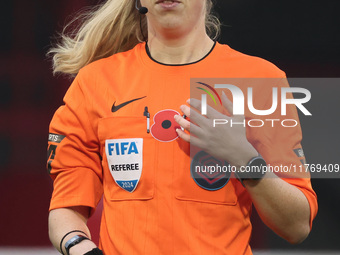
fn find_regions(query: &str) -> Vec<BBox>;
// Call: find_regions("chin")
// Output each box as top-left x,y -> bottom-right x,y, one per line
159,16 -> 183,30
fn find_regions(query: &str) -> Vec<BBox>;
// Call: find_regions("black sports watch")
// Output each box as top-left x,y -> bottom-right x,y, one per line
235,155 -> 267,185
65,235 -> 89,255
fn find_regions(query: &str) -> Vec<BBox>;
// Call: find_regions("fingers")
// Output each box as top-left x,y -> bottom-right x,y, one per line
175,128 -> 204,148
174,114 -> 203,138
175,128 -> 190,142
174,115 -> 202,147
174,114 -> 190,131
187,98 -> 226,120
221,91 -> 233,116
178,103 -> 206,129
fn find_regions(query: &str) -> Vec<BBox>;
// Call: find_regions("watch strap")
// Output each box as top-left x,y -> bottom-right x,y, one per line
84,248 -> 104,255
65,235 -> 89,255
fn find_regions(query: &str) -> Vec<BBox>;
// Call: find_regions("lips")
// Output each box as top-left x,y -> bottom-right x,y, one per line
155,0 -> 181,9
156,0 -> 180,3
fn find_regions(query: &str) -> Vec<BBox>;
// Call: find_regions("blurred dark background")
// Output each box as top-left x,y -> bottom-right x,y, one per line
0,0 -> 339,251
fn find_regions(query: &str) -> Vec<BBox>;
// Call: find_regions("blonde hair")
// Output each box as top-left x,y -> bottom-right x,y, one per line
49,0 -> 221,76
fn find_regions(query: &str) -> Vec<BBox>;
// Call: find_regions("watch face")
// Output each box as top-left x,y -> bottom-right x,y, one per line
249,157 -> 267,180
237,156 -> 267,180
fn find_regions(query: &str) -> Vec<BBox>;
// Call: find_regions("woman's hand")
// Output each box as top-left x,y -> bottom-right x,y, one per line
174,91 -> 258,167
175,92 -> 311,244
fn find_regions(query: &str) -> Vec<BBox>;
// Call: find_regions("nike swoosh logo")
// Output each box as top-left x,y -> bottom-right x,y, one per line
111,96 -> 146,112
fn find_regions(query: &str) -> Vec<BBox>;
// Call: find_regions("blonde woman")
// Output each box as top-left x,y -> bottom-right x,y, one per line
47,0 -> 317,254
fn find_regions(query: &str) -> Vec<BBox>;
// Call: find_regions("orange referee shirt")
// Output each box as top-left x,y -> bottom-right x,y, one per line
47,42 -> 317,255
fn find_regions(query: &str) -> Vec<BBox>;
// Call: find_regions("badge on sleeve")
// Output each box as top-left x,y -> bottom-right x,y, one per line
105,138 -> 143,192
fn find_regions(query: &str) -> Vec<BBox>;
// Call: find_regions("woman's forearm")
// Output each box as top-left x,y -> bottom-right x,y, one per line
48,207 -> 97,255
244,173 -> 311,244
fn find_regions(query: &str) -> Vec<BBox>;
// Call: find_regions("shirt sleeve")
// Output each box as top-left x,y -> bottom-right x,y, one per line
247,77 -> 318,229
47,72 -> 103,215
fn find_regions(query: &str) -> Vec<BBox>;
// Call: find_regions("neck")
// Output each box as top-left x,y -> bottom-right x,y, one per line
147,28 -> 214,65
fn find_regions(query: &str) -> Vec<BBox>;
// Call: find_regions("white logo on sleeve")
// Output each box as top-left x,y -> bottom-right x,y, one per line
105,138 -> 143,192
